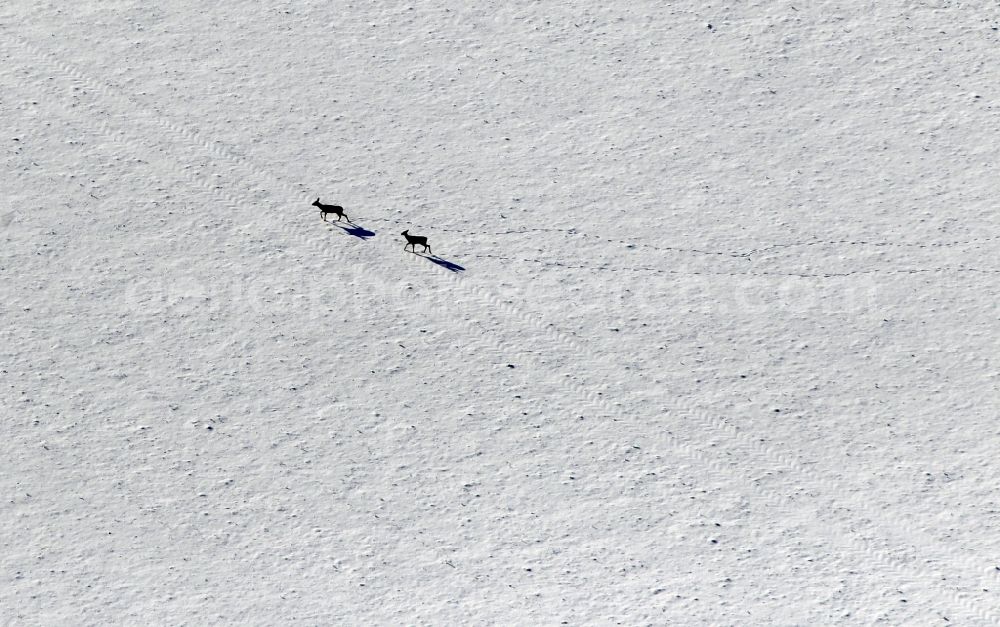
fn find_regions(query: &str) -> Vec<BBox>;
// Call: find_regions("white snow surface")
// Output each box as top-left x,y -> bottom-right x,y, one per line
2,1 -> 1000,624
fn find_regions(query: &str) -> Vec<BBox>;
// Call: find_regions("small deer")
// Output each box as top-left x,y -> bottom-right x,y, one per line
312,198 -> 348,222
402,230 -> 431,254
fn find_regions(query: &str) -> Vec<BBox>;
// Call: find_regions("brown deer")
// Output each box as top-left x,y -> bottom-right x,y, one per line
401,230 -> 431,254
312,198 -> 348,222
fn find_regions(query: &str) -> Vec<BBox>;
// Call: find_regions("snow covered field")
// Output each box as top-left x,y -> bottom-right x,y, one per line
2,1 -> 999,624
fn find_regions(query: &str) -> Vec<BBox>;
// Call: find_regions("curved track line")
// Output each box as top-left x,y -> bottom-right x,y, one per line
469,253 -> 1000,278
361,216 -> 1000,260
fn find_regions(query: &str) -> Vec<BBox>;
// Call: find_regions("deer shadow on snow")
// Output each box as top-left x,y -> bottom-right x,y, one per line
334,222 -> 376,240
414,251 -> 466,273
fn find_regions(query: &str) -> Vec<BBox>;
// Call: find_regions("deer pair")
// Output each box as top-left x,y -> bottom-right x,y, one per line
314,198 -> 432,254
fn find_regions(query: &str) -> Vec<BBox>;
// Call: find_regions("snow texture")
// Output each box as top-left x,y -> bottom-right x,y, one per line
2,1 -> 999,624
